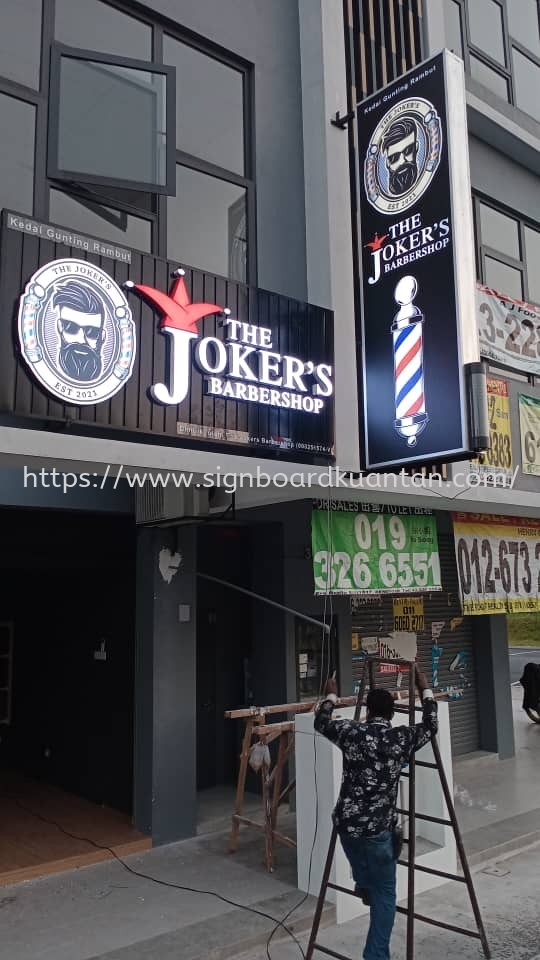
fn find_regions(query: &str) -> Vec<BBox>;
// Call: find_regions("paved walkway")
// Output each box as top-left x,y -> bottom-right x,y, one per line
242,843 -> 540,960
2,689 -> 539,960
453,686 -> 540,862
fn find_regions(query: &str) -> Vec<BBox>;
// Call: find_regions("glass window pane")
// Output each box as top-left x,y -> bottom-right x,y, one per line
0,94 -> 35,215
55,56 -> 168,188
163,36 -> 245,175
0,0 -> 41,89
479,203 -> 520,258
469,0 -> 506,64
444,0 -> 464,57
55,0 -> 151,60
512,48 -> 540,123
167,166 -> 247,282
49,189 -> 152,252
470,55 -> 509,100
485,256 -> 523,299
524,227 -> 540,305
507,0 -> 540,58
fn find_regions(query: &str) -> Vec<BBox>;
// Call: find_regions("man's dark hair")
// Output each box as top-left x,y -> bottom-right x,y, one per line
366,688 -> 394,720
53,280 -> 104,317
382,118 -> 417,154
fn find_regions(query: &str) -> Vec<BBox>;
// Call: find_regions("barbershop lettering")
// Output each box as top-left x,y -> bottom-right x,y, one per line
366,213 -> 450,285
196,321 -> 332,415
124,274 -> 333,414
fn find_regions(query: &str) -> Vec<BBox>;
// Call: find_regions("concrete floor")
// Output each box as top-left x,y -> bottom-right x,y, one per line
196,785 -> 261,836
243,843 -> 540,960
453,686 -> 540,859
2,813 -> 308,960
2,694 -> 539,960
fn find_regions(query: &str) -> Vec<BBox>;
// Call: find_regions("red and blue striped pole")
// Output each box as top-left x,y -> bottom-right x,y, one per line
391,276 -> 428,446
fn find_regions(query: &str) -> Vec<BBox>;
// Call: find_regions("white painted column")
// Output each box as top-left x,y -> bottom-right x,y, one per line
298,0 -> 360,473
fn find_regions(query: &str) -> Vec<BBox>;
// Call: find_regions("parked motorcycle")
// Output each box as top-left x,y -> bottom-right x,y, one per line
520,662 -> 540,724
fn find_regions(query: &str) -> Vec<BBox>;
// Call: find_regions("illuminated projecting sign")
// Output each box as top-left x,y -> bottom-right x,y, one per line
356,50 -> 478,469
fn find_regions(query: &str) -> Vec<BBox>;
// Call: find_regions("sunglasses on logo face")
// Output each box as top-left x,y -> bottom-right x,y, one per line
60,318 -> 102,341
388,144 -> 416,166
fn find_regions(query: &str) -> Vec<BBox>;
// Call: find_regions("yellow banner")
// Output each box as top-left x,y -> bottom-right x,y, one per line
519,394 -> 540,476
393,596 -> 424,632
470,378 -> 513,485
452,513 -> 540,614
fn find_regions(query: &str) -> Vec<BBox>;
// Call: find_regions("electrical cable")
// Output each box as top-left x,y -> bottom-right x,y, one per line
0,793 -> 305,956
265,496 -> 334,958
2,502 -> 340,960
264,731 -> 319,960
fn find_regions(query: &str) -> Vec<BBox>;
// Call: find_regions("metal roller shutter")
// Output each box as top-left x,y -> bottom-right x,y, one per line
351,514 -> 479,757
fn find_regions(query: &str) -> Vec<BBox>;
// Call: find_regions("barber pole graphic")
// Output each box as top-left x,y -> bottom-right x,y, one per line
391,276 -> 428,446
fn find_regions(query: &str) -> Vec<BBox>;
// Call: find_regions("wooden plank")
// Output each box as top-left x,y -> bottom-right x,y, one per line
0,774 -> 151,887
229,715 -> 258,853
0,839 -> 151,888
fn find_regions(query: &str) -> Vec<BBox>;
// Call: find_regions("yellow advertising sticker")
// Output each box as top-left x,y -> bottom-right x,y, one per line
470,378 -> 513,485
393,596 -> 424,632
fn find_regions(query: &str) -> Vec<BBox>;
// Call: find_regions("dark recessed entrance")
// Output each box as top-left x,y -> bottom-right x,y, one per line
196,523 -> 253,794
0,507 -> 147,884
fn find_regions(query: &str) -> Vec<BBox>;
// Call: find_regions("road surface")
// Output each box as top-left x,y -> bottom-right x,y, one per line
508,645 -> 540,684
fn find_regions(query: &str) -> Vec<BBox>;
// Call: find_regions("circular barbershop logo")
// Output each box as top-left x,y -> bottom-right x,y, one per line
18,259 -> 136,405
364,98 -> 442,214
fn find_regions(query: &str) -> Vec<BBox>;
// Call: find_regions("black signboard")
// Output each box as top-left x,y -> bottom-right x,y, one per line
356,51 -> 476,469
0,210 -> 335,464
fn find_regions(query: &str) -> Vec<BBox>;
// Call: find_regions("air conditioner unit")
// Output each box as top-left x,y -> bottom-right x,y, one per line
135,483 -> 209,525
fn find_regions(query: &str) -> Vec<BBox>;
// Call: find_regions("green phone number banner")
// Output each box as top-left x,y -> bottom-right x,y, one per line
311,509 -> 442,595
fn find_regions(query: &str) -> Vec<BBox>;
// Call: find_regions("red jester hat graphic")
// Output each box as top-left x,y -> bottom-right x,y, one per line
125,268 -> 227,405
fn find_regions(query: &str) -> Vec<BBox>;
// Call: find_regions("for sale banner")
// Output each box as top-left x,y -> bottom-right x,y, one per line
519,394 -> 540,477
469,378 -> 513,485
311,509 -> 441,595
452,512 -> 540,614
477,283 -> 540,375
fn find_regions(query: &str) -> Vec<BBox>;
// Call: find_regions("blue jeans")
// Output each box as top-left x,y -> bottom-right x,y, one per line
340,830 -> 396,960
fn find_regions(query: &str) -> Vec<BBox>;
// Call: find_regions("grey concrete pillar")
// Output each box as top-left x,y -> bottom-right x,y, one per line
133,524 -> 197,843
475,614 -> 515,759
298,0 -> 359,473
421,0 -> 446,56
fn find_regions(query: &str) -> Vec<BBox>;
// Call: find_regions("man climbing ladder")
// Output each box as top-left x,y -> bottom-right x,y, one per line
313,666 -> 437,960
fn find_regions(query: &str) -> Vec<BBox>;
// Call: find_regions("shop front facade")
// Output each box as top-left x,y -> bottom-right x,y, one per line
0,0 -> 351,849
0,0 -> 539,857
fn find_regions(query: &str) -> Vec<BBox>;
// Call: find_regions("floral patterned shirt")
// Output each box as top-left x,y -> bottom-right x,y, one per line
314,697 -> 438,838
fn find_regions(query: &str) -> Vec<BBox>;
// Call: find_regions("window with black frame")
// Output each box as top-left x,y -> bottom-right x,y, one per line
0,0 -> 254,280
48,44 -> 176,197
474,197 -> 540,306
0,0 -> 41,220
445,0 -> 540,123
474,195 -> 540,380
163,34 -> 253,284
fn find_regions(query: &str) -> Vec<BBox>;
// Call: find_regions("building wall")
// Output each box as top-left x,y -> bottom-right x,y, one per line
468,136 -> 540,224
242,499 -> 353,701
145,0 -> 308,302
